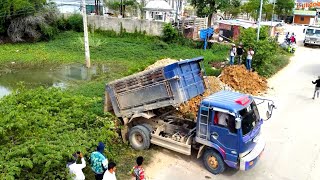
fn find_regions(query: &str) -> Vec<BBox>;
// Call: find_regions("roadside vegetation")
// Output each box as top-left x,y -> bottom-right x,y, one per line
239,26 -> 291,78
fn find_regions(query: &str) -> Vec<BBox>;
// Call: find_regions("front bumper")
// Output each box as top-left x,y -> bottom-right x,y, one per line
305,40 -> 320,45
239,136 -> 266,171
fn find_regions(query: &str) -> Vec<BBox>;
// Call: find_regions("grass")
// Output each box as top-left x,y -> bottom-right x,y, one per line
0,31 -> 228,76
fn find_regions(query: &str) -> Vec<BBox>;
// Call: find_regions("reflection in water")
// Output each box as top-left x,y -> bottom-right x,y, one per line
0,86 -> 11,98
0,63 -> 109,98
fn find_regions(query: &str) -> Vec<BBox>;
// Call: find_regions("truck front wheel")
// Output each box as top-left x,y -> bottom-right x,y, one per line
203,149 -> 226,175
129,125 -> 151,150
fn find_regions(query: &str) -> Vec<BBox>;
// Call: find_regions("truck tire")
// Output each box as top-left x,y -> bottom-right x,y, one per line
129,125 -> 151,150
203,148 -> 226,175
141,123 -> 153,134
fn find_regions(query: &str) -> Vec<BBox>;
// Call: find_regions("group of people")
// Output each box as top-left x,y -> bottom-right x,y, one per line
229,44 -> 255,71
285,32 -> 296,44
67,142 -> 146,180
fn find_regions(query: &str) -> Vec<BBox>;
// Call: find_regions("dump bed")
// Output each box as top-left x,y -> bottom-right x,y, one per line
104,57 -> 206,119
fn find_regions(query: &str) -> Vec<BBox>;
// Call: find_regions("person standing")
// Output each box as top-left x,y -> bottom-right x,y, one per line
102,162 -> 117,180
90,142 -> 109,180
312,76 -> 320,99
131,156 -> 145,180
229,44 -> 236,65
290,33 -> 296,44
285,32 -> 290,43
67,152 -> 86,180
246,47 -> 254,71
236,44 -> 244,65
275,32 -> 279,42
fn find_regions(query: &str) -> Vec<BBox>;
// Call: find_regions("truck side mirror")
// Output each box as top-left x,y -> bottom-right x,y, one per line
303,29 -> 305,33
235,118 -> 241,129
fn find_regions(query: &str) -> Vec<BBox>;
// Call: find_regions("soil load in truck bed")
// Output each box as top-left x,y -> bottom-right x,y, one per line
104,57 -> 206,119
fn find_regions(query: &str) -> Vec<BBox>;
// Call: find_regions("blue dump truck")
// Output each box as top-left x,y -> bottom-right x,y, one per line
104,57 -> 275,174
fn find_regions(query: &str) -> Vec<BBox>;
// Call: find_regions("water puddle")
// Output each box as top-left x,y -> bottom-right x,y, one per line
0,63 -> 109,98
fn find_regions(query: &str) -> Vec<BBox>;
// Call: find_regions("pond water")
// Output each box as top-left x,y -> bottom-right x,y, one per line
0,63 -> 109,98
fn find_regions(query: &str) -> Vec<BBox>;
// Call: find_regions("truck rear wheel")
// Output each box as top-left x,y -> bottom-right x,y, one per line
129,125 -> 151,150
203,149 -> 225,174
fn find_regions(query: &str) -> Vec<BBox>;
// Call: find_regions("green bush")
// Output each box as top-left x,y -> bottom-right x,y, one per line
67,14 -> 83,32
40,24 -> 58,40
162,23 -> 179,42
239,27 -> 290,77
56,17 -> 69,31
151,40 -> 169,50
0,87 -> 119,179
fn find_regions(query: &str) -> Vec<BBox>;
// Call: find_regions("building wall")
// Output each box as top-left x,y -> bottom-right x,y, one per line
294,15 -> 311,24
87,15 -> 165,36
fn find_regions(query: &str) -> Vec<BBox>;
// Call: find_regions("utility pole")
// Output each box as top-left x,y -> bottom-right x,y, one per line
271,0 -> 276,24
82,0 -> 91,68
257,0 -> 263,41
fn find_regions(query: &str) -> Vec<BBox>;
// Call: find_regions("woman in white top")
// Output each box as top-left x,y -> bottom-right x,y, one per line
229,44 -> 237,65
67,152 -> 86,180
246,47 -> 254,71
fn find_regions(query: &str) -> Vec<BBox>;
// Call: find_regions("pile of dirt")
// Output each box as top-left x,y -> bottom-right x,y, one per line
219,65 -> 268,95
145,58 -> 178,70
177,76 -> 230,119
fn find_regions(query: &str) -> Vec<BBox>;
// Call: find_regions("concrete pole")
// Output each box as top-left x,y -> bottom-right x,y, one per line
272,0 -> 276,23
257,0 -> 263,41
82,0 -> 91,68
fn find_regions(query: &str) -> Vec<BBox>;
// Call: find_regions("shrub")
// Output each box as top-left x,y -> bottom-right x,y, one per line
162,23 -> 179,42
67,14 -> 83,32
0,87 -> 119,179
40,24 -> 58,40
151,40 -> 169,50
239,27 -> 290,77
56,17 -> 69,31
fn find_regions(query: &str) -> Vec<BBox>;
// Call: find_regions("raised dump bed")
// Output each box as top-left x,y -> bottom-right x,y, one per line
104,57 -> 206,120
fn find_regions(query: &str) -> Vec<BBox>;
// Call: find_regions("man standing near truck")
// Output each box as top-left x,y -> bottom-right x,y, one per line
90,142 -> 109,180
312,76 -> 320,99
236,44 -> 244,65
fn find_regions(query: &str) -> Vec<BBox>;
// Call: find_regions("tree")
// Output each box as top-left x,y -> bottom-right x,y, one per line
191,0 -> 229,27
224,0 -> 241,19
104,0 -> 138,17
275,0 -> 295,19
240,0 -> 270,21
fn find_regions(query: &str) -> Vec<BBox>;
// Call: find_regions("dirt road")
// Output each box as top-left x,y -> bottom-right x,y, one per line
143,26 -> 320,180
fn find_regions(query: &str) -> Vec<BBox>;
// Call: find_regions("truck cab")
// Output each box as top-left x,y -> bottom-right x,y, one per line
303,25 -> 320,46
195,90 -> 272,174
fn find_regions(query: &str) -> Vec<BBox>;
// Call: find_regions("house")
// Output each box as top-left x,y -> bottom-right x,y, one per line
143,0 -> 186,22
217,19 -> 256,40
293,10 -> 317,25
144,0 -> 173,22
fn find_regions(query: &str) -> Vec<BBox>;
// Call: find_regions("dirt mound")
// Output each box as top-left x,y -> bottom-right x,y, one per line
219,65 -> 268,95
177,76 -> 230,119
145,58 -> 178,70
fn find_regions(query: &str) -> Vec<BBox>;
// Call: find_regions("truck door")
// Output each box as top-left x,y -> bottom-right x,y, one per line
209,110 -> 238,162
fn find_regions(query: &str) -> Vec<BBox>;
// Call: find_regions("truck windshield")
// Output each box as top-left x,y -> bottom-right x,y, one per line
306,29 -> 320,37
239,101 -> 260,136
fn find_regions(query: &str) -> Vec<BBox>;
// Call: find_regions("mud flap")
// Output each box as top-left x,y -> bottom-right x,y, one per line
121,125 -> 129,143
197,145 -> 206,159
